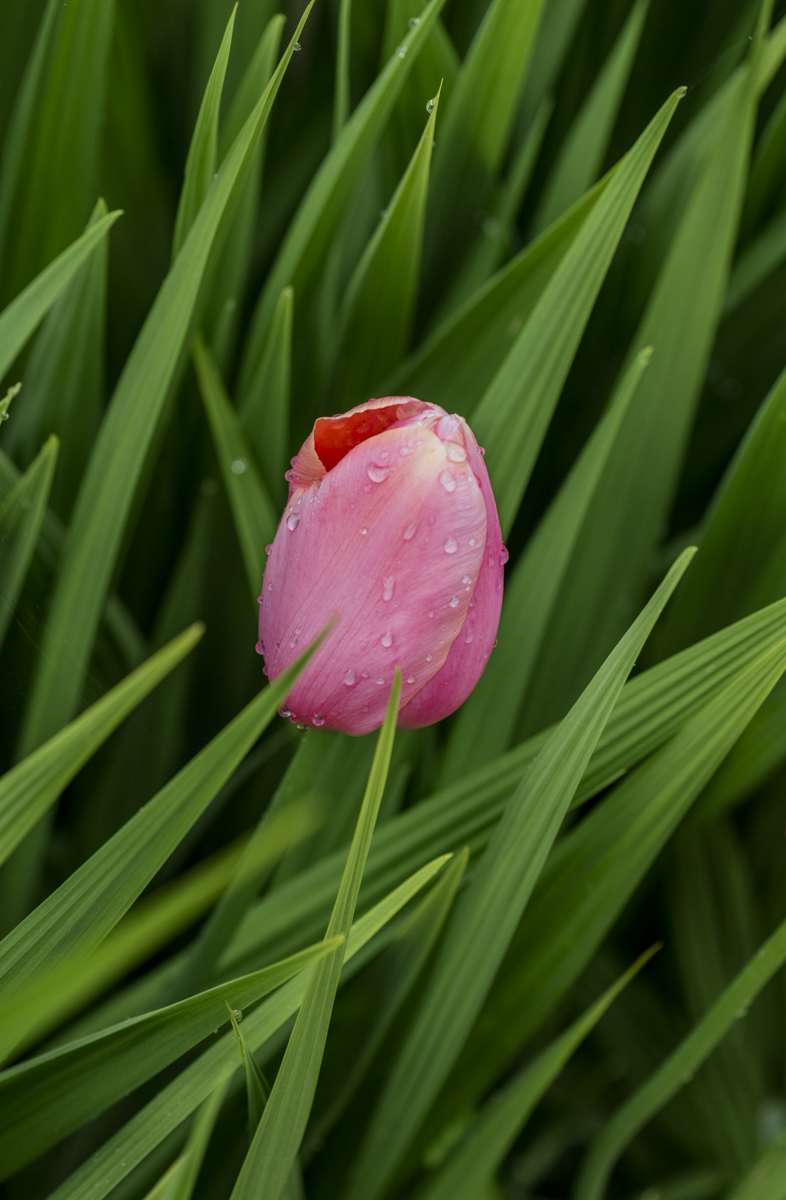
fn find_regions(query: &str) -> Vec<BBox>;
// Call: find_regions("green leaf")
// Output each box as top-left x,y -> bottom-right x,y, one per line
306,846 -> 469,1153
421,0 -> 547,300
0,938 -> 342,1177
330,87 -> 440,404
333,0 -> 352,143
0,626 -> 329,1013
521,53 -> 764,727
142,1080 -> 229,1200
472,87 -> 683,535
229,670 -> 403,1199
346,551 -> 693,1200
0,0 -> 115,299
441,346 -> 651,784
172,7 -> 236,259
531,0 -> 650,234
193,333 -> 277,597
655,362 -> 786,655
725,207 -> 786,313
238,0 -> 450,400
0,434 -> 57,650
387,173 -> 612,415
4,199 -> 108,519
238,285 -> 292,505
0,210 -> 120,384
430,635 -> 786,1147
727,1129 -> 786,1200
222,595 -> 786,976
575,906 -> 786,1200
227,1003 -> 271,1138
46,855 -> 450,1200
418,949 -> 658,1200
0,624 -> 202,870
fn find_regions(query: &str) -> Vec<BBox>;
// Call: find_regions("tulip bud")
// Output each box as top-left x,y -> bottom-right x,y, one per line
257,397 -> 506,735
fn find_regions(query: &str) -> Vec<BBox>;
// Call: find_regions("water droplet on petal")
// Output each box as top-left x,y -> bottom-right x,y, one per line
440,470 -> 456,493
428,611 -> 434,618
376,676 -> 385,685
377,450 -> 389,461
265,543 -> 272,555
262,666 -> 268,676
479,446 -> 486,456
465,628 -> 473,644
381,631 -> 393,647
446,442 -> 467,463
289,634 -> 299,648
368,463 -> 390,483
450,596 -> 460,608
499,546 -> 510,565
399,445 -> 413,456
383,577 -> 395,601
462,575 -> 471,584
493,638 -> 499,648
404,520 -> 419,540
469,537 -> 476,546
255,639 -> 264,655
344,669 -> 356,686
313,714 -> 325,726
360,527 -> 368,535
279,704 -> 291,718
231,458 -> 246,474
426,654 -> 433,662
444,536 -> 458,554
407,675 -> 415,684
361,671 -> 369,678
287,512 -> 300,531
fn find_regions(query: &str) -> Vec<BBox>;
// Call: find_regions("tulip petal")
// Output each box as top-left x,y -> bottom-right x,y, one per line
397,420 -> 506,728
259,419 -> 487,735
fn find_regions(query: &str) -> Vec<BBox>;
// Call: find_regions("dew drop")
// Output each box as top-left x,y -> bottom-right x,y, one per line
344,669 -> 356,686
383,577 -> 395,601
426,98 -> 435,114
313,714 -> 325,726
439,470 -> 456,493
479,446 -> 486,456
493,638 -> 499,648
444,536 -> 458,554
407,675 -> 415,684
376,677 -> 385,685
265,543 -> 272,555
233,1009 -> 243,1021
404,520 -> 419,540
446,442 -> 467,463
231,458 -> 246,475
279,704 -> 291,718
426,653 -> 433,662
360,527 -> 368,535
268,582 -> 273,590
262,666 -> 268,676
287,512 -> 300,531
449,596 -> 460,608
377,450 -> 389,461
285,470 -> 293,482
465,628 -> 473,643
400,444 -> 414,456
428,611 -> 434,618
469,537 -> 476,547
289,633 -> 299,648
293,40 -> 302,50
397,44 -> 408,57
462,574 -> 471,584
381,631 -> 393,648
255,639 -> 264,655
408,15 -> 420,25
361,671 -> 369,678
368,463 -> 391,483
499,546 -> 510,565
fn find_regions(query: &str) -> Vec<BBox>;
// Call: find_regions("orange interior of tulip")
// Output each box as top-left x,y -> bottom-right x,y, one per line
313,404 -> 404,472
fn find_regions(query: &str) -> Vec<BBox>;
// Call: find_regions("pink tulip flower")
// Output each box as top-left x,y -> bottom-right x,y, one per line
257,396 -> 507,735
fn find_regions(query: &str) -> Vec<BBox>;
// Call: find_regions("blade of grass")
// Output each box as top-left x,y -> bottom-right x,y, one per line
193,334 -> 277,598
0,434 -> 57,650
238,0 -> 450,400
727,1128 -> 786,1200
0,626 -> 330,1011
45,855 -> 450,1200
227,1004 -> 270,1138
238,285 -> 292,505
229,670 -> 403,1199
0,624 -> 202,868
575,908 -> 786,1200
172,7 -> 236,258
0,938 -> 343,1176
441,346 -> 651,784
419,949 -> 659,1200
531,0 -> 649,235
427,637 -> 786,1151
345,552 -> 693,1200
142,1079 -> 229,1200
472,87 -> 684,534
333,0 -> 352,143
330,87 -> 441,405
0,210 -> 120,383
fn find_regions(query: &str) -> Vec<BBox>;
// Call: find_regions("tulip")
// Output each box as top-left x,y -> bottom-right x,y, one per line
257,396 -> 507,735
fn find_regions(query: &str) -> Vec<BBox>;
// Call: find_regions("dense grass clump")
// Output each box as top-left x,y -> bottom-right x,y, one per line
1,0 -> 786,1197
